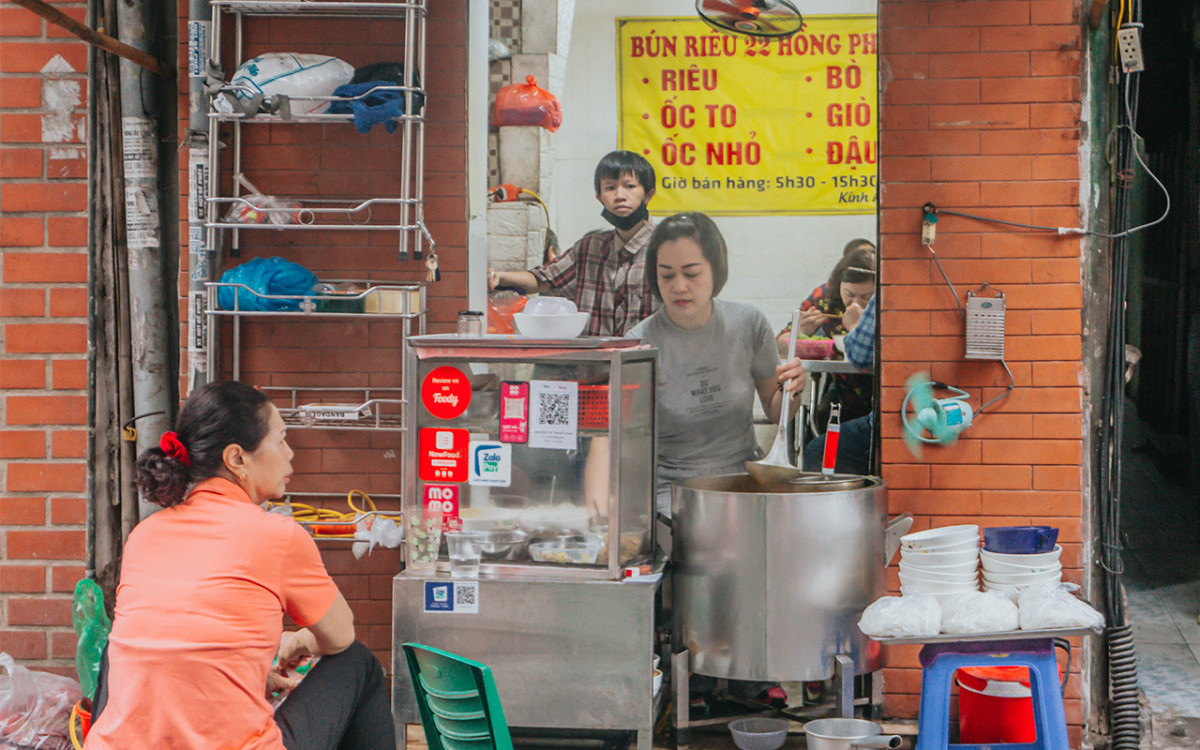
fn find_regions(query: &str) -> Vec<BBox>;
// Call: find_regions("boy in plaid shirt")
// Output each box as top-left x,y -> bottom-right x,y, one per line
489,151 -> 660,336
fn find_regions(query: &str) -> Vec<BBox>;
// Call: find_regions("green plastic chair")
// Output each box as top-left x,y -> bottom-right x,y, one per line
401,643 -> 514,750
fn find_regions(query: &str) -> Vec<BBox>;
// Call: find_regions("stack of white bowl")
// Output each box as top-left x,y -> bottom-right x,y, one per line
980,546 -> 1063,599
898,525 -> 980,601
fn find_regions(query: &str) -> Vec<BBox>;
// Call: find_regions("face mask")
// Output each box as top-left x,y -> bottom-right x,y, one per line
601,203 -> 649,232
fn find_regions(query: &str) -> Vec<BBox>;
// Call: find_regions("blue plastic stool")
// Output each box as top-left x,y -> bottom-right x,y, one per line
915,638 -> 1068,750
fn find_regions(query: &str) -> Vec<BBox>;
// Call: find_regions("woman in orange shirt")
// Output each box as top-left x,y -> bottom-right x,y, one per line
86,381 -> 394,750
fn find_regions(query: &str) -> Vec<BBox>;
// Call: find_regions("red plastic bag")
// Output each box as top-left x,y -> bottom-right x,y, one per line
487,293 -> 527,334
492,75 -> 562,132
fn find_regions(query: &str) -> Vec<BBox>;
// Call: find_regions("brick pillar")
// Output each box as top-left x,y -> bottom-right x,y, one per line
0,0 -> 91,673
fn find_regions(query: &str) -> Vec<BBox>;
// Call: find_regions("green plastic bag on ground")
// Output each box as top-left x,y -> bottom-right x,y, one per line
72,579 -> 111,700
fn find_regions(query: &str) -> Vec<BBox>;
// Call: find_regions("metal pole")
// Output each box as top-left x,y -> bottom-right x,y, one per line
116,0 -> 172,518
186,0 -> 215,391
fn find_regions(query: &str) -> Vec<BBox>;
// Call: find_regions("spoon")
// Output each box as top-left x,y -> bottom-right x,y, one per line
745,308 -> 804,485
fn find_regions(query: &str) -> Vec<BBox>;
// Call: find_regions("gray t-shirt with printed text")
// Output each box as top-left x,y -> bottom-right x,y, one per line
627,299 -> 779,504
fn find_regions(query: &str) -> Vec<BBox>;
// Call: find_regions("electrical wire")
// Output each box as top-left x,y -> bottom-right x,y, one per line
975,359 -> 1014,415
925,243 -> 964,319
265,489 -> 403,537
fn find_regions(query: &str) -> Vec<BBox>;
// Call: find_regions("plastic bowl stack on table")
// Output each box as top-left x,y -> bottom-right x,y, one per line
981,525 -> 1063,599
898,524 -> 980,602
513,296 -> 588,339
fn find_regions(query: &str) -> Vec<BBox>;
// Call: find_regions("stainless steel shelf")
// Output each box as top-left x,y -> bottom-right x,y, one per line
211,1 -> 425,17
264,387 -> 407,432
874,625 -> 1102,645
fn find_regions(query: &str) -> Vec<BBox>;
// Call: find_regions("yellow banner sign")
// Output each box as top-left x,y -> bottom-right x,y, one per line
617,16 -> 877,216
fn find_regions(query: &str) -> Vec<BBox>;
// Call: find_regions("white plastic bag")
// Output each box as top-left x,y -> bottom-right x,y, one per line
940,590 -> 1019,634
218,53 -> 355,116
0,653 -> 82,750
857,595 -> 942,638
1018,583 -> 1106,630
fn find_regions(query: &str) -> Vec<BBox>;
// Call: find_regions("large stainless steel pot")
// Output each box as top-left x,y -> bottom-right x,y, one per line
672,473 -> 910,681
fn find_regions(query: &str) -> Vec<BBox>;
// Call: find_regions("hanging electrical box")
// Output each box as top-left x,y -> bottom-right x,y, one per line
964,288 -> 1006,360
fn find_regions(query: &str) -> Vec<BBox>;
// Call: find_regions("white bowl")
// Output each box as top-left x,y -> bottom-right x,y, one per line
982,567 -> 1061,585
832,334 -> 846,353
513,312 -> 589,339
980,556 -> 1062,575
901,525 -> 980,551
899,569 -> 978,586
899,563 -> 979,582
524,296 -> 578,315
652,668 -> 663,695
980,545 -> 1063,567
899,577 -> 979,594
902,538 -> 980,555
899,557 -> 979,573
899,547 -> 979,566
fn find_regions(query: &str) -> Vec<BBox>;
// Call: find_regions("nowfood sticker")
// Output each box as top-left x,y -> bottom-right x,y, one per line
528,380 -> 578,449
418,428 -> 468,482
468,441 -> 512,487
423,580 -> 479,614
421,366 -> 471,420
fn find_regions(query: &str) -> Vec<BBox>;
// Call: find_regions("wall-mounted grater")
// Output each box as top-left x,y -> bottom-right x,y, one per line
964,289 -> 1006,360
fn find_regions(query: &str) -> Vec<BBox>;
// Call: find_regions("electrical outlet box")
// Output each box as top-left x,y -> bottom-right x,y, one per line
1118,24 -> 1145,73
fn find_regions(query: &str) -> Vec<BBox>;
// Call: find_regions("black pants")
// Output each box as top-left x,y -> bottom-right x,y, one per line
276,641 -> 396,750
93,640 -> 395,750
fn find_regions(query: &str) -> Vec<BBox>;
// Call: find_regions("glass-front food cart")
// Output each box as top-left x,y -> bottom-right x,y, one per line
392,336 -> 665,749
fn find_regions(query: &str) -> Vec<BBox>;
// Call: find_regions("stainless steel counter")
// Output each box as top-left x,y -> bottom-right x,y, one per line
392,567 -> 664,749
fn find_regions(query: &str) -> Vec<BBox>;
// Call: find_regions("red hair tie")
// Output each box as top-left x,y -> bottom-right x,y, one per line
160,431 -> 191,467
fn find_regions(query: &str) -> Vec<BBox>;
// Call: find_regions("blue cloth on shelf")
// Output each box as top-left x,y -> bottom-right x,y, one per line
218,257 -> 318,312
329,81 -> 407,134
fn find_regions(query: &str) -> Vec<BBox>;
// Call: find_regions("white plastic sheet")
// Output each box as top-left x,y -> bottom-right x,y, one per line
857,595 -> 942,638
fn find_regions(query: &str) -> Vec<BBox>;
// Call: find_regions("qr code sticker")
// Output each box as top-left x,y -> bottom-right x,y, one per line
452,581 -> 479,613
536,393 -> 570,426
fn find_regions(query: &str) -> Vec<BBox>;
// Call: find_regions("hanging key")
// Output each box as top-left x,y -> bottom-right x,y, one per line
425,252 -> 441,283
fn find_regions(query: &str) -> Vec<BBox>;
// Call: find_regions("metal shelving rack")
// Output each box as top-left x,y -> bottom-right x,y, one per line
205,0 -> 429,260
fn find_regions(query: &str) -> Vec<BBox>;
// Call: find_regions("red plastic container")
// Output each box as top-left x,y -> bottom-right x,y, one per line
956,666 -> 1037,743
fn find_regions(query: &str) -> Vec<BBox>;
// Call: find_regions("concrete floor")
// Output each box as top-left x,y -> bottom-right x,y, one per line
1120,400 -> 1200,749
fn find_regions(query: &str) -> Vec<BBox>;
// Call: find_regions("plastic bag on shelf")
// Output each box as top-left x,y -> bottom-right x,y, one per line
940,590 -> 1020,634
223,194 -> 302,226
487,292 -> 527,334
1018,583 -> 1106,631
492,75 -> 563,132
857,595 -> 942,638
217,257 -> 319,312
0,653 -> 82,750
216,53 -> 354,116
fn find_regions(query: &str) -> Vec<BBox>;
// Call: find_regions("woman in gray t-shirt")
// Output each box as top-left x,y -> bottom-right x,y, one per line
625,212 -> 808,515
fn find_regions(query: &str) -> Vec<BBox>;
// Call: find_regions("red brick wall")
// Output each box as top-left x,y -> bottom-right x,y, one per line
177,1 -> 469,668
0,0 -> 90,673
877,0 -> 1085,741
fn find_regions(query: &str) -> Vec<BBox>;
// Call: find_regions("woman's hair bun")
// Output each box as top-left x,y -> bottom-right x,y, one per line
135,447 -> 192,508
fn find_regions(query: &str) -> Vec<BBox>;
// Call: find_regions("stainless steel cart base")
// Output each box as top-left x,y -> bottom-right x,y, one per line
393,570 -> 663,749
670,648 -> 864,750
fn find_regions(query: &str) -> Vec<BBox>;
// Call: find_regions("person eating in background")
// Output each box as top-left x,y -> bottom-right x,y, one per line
487,150 -> 660,336
777,240 -> 877,425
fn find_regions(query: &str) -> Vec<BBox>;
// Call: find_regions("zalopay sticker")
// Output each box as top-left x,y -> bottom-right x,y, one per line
468,441 -> 511,487
418,428 -> 468,482
421,366 -> 471,420
423,580 -> 479,614
528,380 -> 578,449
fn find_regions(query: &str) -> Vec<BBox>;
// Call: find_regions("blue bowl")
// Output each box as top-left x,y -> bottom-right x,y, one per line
983,526 -> 1059,554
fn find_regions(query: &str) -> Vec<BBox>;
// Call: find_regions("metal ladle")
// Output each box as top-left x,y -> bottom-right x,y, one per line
745,308 -> 804,484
